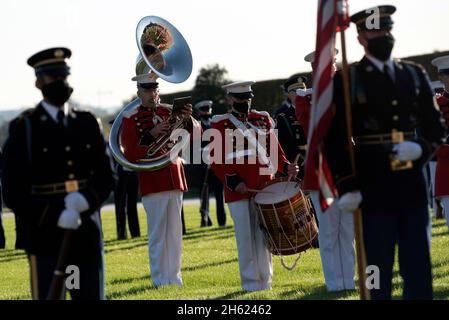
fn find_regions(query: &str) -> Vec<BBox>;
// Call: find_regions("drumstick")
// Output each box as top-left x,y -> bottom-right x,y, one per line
284,153 -> 301,192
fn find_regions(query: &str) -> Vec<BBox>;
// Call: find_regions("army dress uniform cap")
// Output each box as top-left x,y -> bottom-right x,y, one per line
350,5 -> 396,32
432,55 -> 449,75
304,48 -> 339,63
222,81 -> 256,100
283,75 -> 306,93
27,47 -> 71,77
304,51 -> 315,63
194,100 -> 213,110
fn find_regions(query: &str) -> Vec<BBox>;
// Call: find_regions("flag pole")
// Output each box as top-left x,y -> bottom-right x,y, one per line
338,19 -> 371,300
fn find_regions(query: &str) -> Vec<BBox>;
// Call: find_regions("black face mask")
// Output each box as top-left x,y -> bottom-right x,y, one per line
232,101 -> 250,114
367,34 -> 395,61
42,79 -> 73,107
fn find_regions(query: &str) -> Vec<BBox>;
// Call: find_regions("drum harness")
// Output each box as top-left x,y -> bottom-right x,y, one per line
228,114 -> 276,174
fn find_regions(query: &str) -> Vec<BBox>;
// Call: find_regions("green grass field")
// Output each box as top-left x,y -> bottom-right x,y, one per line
1,204 -> 448,300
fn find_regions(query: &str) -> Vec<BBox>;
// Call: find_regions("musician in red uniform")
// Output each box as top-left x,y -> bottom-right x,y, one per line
431,55 -> 449,229
294,50 -> 356,292
210,81 -> 298,291
120,71 -> 196,287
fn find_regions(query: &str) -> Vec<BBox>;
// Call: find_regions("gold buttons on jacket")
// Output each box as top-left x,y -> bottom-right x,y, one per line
68,174 -> 75,179
392,115 -> 399,121
67,160 -> 73,166
391,100 -> 398,106
65,146 -> 71,152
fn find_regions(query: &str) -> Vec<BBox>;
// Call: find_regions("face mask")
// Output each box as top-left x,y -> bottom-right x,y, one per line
42,79 -> 73,107
233,101 -> 250,114
367,34 -> 395,61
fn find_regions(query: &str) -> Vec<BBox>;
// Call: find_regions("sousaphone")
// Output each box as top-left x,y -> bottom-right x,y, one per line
109,16 -> 193,171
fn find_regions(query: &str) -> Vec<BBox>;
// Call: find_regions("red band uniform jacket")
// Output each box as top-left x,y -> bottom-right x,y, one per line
210,110 -> 290,203
120,104 -> 191,196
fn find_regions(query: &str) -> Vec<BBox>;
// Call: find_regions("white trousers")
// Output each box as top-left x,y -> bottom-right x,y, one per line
439,196 -> 449,230
228,200 -> 272,292
142,190 -> 183,287
311,191 -> 356,291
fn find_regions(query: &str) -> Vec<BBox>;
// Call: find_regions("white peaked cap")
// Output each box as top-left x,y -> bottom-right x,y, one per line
222,81 -> 256,94
194,100 -> 213,109
432,55 -> 449,72
431,80 -> 444,91
131,72 -> 159,84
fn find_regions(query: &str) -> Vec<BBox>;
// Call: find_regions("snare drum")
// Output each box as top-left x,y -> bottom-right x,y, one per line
252,177 -> 318,257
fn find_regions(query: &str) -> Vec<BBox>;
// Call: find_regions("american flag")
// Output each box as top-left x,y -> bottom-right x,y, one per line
303,0 -> 349,210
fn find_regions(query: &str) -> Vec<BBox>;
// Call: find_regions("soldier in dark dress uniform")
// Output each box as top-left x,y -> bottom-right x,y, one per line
275,76 -> 320,249
195,100 -> 226,227
107,122 -> 140,240
112,158 -> 140,240
274,76 -> 308,172
325,6 -> 447,299
1,48 -> 113,300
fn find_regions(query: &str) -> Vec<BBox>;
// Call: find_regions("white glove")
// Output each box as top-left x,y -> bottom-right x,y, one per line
57,209 -> 82,230
337,191 -> 362,212
64,192 -> 89,213
392,141 -> 422,161
296,88 -> 313,97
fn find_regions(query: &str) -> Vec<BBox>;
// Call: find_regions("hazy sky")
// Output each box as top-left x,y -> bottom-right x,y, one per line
0,0 -> 447,111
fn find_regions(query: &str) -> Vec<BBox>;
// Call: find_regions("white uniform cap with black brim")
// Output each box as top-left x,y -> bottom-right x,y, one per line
432,55 -> 449,75
222,81 -> 256,100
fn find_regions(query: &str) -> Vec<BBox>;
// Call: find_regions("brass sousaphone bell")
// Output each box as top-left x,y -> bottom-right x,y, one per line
109,16 -> 193,171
